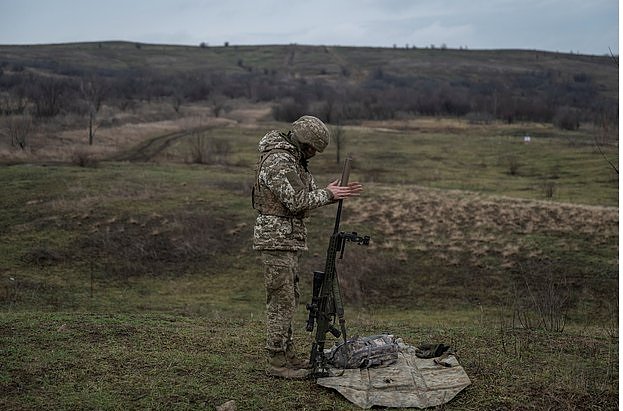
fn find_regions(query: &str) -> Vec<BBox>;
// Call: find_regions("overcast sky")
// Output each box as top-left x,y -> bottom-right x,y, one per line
0,0 -> 618,55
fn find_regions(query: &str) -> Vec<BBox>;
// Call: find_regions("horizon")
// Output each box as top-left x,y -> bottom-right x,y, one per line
0,40 -> 616,57
0,1 -> 618,56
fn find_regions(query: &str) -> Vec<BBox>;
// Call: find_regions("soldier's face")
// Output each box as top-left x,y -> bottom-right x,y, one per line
302,144 -> 317,159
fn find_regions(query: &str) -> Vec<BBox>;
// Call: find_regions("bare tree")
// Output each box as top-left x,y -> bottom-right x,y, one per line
594,113 -> 619,175
608,47 -> 618,66
80,77 -> 108,145
211,94 -> 227,117
593,47 -> 619,175
28,77 -> 64,117
1,115 -> 34,149
171,91 -> 184,114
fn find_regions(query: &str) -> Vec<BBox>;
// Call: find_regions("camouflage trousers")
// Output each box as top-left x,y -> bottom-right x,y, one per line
261,250 -> 301,355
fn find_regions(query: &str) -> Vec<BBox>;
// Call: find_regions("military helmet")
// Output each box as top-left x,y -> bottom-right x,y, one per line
291,115 -> 330,153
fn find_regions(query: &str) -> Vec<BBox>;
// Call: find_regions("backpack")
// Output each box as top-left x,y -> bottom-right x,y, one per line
328,334 -> 399,369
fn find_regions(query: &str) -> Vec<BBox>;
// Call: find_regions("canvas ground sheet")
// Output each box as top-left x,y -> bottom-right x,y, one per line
317,344 -> 470,409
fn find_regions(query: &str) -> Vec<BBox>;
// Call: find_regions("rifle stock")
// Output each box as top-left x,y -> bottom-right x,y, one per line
306,156 -> 370,377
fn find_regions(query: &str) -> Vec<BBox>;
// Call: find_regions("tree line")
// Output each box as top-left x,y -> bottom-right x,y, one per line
0,52 -> 618,149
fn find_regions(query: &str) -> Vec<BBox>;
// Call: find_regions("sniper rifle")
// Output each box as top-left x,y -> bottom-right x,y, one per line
305,155 -> 370,377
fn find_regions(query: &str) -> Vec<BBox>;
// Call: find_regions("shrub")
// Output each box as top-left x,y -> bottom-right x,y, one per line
553,107 -> 581,130
188,134 -> 232,165
1,114 -> 33,149
509,261 -> 575,332
71,150 -> 99,167
503,154 -> 521,176
542,180 -> 556,199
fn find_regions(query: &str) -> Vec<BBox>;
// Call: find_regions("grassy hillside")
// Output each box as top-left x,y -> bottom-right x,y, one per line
0,42 -> 616,86
0,116 -> 618,409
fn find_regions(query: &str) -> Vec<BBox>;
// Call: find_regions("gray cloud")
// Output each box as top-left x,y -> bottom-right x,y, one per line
0,0 -> 617,54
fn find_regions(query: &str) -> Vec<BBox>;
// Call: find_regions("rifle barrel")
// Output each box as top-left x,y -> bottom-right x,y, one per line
333,156 -> 352,234
339,155 -> 352,187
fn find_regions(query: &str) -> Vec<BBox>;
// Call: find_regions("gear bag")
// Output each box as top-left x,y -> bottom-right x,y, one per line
328,334 -> 399,369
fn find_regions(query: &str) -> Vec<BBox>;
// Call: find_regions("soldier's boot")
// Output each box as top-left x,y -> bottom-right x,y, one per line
267,352 -> 310,379
286,343 -> 310,369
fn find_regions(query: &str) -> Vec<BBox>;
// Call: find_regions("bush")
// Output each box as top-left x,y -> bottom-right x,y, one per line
542,180 -> 556,199
188,134 -> 232,165
553,107 -> 581,130
71,150 -> 99,167
1,114 -> 33,149
509,262 -> 574,332
503,154 -> 521,176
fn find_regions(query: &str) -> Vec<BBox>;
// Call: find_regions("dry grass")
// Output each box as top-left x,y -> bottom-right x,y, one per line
345,184 -> 618,269
0,101 -> 270,164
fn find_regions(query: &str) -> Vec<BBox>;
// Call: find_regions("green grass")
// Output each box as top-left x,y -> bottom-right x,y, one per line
1,310 -> 617,410
158,120 -> 618,206
327,123 -> 617,206
0,120 -> 618,410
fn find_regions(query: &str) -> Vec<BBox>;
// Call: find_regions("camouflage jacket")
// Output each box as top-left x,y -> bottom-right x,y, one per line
253,130 -> 333,251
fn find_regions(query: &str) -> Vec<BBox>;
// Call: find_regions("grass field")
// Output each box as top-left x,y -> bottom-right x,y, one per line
0,116 -> 618,410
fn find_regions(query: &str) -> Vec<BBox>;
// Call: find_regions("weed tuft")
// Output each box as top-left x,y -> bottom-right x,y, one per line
510,260 -> 573,332
21,246 -> 66,267
71,149 -> 99,168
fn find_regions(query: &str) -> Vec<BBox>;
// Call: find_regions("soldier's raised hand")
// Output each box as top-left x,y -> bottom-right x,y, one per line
327,180 -> 363,200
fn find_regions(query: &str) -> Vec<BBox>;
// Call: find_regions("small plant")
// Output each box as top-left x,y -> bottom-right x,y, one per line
71,150 -> 99,167
542,180 -> 556,199
188,133 -> 232,165
511,262 -> 572,332
506,155 -> 521,176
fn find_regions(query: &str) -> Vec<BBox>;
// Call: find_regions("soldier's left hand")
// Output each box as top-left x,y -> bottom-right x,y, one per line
327,180 -> 363,200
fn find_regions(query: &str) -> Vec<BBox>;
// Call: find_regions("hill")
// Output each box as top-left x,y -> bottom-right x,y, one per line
0,42 -> 618,126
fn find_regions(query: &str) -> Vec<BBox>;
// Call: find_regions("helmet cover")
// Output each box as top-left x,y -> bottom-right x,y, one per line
291,115 -> 330,153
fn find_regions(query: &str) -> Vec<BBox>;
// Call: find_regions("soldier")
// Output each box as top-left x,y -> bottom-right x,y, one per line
252,115 -> 363,379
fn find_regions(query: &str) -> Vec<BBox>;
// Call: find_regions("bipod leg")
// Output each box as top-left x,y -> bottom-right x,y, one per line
332,269 -> 348,344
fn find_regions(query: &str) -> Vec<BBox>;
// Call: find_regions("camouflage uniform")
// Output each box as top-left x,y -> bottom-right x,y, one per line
252,125 -> 333,361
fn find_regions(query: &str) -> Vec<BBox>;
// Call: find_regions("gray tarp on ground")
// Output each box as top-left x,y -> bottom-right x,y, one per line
316,344 -> 471,409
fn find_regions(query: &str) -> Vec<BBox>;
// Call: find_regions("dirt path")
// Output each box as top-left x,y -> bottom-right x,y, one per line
107,126 -> 213,162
